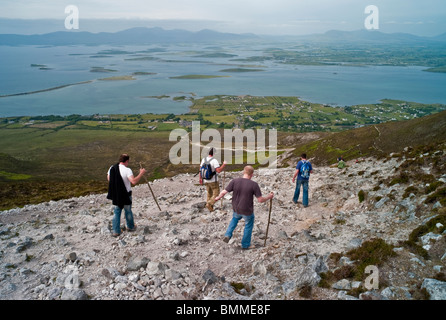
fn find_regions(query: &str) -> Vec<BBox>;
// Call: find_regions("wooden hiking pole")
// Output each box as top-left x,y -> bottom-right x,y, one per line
139,162 -> 162,211
220,170 -> 225,208
264,198 -> 273,247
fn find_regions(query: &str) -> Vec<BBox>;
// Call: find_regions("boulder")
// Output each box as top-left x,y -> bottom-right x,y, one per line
421,278 -> 446,300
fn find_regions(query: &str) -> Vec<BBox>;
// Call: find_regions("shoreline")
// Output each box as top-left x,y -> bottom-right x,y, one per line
0,80 -> 93,98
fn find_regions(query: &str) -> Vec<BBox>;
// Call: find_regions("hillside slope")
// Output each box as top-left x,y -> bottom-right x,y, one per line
286,109 -> 446,166
0,145 -> 444,301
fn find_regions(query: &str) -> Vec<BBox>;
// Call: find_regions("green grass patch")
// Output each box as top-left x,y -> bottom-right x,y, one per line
0,171 -> 32,181
319,238 -> 396,292
346,238 -> 397,280
358,190 -> 366,203
424,186 -> 446,206
402,212 -> 446,259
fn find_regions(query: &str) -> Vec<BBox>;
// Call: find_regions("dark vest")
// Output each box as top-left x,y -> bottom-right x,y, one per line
107,163 -> 132,208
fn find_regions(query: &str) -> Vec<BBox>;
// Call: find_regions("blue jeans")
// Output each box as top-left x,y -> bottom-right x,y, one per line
112,196 -> 134,234
293,179 -> 309,207
225,212 -> 255,249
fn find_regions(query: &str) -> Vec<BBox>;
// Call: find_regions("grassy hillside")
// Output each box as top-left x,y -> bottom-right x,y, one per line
0,127 -> 180,210
286,109 -> 446,166
1,107 -> 445,211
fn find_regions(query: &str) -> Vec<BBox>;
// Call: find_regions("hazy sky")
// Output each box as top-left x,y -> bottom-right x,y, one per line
1,0 -> 445,36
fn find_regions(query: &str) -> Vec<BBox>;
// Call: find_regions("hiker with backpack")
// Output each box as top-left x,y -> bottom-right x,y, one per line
292,153 -> 313,208
200,148 -> 226,212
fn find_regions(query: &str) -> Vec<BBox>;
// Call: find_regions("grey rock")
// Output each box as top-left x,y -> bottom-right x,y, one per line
312,255 -> 329,274
47,287 -> 62,300
375,197 -> 388,209
65,252 -> 77,262
252,261 -> 267,276
277,230 -> 288,239
128,274 -> 140,283
101,267 -> 121,280
127,256 -> 150,271
191,202 -> 206,210
332,279 -> 351,290
295,266 -> 321,289
146,261 -> 169,276
158,211 -> 171,219
337,290 -> 359,300
19,268 -> 32,276
339,256 -> 355,266
60,289 -> 88,300
420,232 -> 442,247
43,234 -> 54,241
165,269 -> 182,281
15,237 -> 33,253
114,282 -> 128,291
202,269 -> 218,285
0,226 -> 11,236
55,237 -> 68,246
115,275 -> 128,283
359,290 -> 387,300
347,238 -> 363,249
421,278 -> 446,300
282,280 -> 296,294
433,201 -> 442,209
131,282 -> 146,291
381,286 -> 412,300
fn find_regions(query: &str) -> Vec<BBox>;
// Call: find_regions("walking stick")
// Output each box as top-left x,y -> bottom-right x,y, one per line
139,162 -> 162,211
264,198 -> 273,247
221,170 -> 225,208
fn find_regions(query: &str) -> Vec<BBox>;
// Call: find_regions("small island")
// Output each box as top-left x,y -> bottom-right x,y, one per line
98,75 -> 136,81
219,68 -> 264,73
90,67 -> 118,73
423,66 -> 446,73
169,75 -> 230,79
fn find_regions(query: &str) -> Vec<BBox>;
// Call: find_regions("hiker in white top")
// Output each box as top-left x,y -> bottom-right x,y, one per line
199,148 -> 226,212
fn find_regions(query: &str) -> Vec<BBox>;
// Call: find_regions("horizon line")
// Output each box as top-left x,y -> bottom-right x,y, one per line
1,24 -> 445,39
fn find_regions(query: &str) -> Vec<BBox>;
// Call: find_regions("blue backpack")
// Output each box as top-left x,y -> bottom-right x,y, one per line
300,160 -> 311,179
200,158 -> 216,180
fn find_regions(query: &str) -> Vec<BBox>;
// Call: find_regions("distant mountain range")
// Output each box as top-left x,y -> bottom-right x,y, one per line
0,27 -> 258,45
0,27 -> 445,45
297,29 -> 446,44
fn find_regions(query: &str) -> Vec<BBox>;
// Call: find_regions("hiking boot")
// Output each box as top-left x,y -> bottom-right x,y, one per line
112,233 -> 120,237
128,226 -> 137,232
241,244 -> 256,250
223,236 -> 230,243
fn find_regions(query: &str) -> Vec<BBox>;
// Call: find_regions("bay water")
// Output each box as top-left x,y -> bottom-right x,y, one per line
1,44 -> 446,117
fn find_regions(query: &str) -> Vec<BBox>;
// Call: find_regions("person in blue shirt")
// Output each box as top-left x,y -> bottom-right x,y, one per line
292,153 -> 313,207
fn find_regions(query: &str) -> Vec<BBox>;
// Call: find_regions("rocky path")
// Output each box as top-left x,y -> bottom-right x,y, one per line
0,156 -> 445,300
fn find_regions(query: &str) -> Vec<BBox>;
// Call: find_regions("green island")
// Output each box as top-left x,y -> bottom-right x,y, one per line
424,66 -> 446,73
99,75 -> 136,81
219,68 -> 264,73
169,75 -> 230,79
1,95 -> 445,210
90,67 -> 118,73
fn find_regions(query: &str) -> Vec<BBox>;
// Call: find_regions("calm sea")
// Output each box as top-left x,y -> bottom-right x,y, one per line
1,44 -> 446,117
